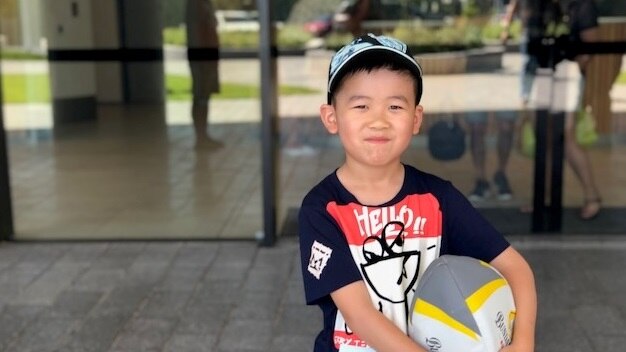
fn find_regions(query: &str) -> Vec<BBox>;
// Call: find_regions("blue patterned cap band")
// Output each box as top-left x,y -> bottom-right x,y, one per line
327,33 -> 423,103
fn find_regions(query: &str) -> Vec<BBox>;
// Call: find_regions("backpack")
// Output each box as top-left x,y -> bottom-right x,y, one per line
428,118 -> 466,161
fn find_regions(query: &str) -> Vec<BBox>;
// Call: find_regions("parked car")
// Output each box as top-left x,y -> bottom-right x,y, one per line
303,14 -> 333,37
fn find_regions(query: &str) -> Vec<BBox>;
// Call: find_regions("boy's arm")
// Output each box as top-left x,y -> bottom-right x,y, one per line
490,246 -> 537,352
331,281 -> 427,352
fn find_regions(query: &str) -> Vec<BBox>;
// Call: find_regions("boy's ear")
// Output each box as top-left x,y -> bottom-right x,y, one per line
413,105 -> 424,135
320,104 -> 338,134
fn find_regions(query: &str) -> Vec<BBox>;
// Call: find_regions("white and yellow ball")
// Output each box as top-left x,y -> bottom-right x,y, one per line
409,255 -> 516,352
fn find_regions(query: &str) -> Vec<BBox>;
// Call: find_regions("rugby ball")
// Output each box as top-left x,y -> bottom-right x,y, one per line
408,255 -> 516,352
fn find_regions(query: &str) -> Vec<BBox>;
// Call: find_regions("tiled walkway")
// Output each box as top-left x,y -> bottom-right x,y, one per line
1,236 -> 626,351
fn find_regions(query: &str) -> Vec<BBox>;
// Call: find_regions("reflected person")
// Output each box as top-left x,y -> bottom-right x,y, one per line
186,0 -> 222,149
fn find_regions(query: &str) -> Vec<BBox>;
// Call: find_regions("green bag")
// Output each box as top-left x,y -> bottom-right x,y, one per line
576,106 -> 598,147
520,119 -> 535,158
519,106 -> 598,158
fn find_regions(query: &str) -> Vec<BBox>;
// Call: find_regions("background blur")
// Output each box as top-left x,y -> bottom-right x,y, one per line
1,0 -> 626,241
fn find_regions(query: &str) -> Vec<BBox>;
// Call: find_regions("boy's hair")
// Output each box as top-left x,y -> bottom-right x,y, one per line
327,33 -> 423,105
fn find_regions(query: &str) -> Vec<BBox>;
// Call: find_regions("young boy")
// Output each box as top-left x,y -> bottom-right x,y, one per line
298,34 -> 536,352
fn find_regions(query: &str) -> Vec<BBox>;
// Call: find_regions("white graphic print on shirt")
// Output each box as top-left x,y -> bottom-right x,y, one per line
326,194 -> 442,350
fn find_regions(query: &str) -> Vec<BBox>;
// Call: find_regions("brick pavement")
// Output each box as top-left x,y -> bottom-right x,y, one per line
1,236 -> 626,352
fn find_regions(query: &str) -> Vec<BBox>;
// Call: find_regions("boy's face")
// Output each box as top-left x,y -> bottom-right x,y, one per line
320,68 -> 423,168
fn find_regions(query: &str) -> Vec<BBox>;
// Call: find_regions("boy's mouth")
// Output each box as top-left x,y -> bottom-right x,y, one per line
365,137 -> 390,143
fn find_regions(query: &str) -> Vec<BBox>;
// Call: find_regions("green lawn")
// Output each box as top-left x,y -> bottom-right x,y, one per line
2,74 -> 318,103
617,71 -> 626,85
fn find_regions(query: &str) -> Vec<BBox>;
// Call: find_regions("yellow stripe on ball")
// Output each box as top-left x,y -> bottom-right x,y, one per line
413,298 -> 480,341
466,278 -> 508,313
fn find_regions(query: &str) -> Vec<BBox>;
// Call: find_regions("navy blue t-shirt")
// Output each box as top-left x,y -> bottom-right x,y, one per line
298,164 -> 510,351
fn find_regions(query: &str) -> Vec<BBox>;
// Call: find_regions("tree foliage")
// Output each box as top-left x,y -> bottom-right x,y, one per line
161,0 -> 336,26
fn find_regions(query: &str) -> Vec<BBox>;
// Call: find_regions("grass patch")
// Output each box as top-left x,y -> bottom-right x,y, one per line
167,74 -> 318,100
2,74 -> 50,102
617,71 -> 626,85
163,25 -> 312,49
2,73 -> 318,103
0,49 -> 45,60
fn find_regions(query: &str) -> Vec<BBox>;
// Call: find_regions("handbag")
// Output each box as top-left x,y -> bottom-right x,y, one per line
428,116 -> 466,161
519,118 -> 535,158
518,105 -> 598,158
576,105 -> 598,147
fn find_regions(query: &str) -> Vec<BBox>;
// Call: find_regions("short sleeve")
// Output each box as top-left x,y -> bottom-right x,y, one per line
440,182 -> 510,262
298,202 -> 363,305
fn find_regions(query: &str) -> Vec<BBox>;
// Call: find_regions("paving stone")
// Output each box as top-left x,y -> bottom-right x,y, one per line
0,238 -> 625,352
191,280 -> 243,306
242,269 -> 290,293
217,319 -> 273,351
535,310 -> 594,352
163,334 -> 217,352
6,315 -> 76,352
271,334 -> 318,352
14,261 -> 89,305
171,242 -> 220,268
282,281 -> 307,305
175,304 -> 232,335
1,262 -> 49,290
59,313 -> 128,352
109,317 -> 176,352
0,305 -> 45,351
275,304 -> 322,336
157,266 -> 206,291
572,304 -> 626,335
72,268 -> 127,291
49,290 -> 104,318
136,242 -> 181,264
123,261 -> 169,286
137,289 -> 194,319
230,290 -> 281,320
58,243 -> 109,263
588,334 -> 626,351
90,285 -> 152,317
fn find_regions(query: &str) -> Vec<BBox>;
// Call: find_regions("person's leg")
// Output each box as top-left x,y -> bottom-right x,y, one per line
520,33 -> 538,105
470,124 -> 487,180
564,111 -> 601,219
467,112 -> 490,201
495,113 -> 515,173
190,61 -> 222,149
493,111 -> 516,200
192,98 -> 208,140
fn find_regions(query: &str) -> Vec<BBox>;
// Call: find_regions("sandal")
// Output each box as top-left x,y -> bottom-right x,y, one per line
580,198 -> 601,220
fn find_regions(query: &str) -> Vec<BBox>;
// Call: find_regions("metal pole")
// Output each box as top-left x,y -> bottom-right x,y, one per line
257,0 -> 278,246
531,67 -> 565,233
531,107 -> 548,232
0,59 -> 15,241
549,111 -> 565,231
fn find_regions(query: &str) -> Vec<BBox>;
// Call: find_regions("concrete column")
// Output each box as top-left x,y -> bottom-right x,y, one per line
44,0 -> 164,110
44,0 -> 97,124
118,0 -> 164,103
19,0 -> 45,53
92,0 -> 123,103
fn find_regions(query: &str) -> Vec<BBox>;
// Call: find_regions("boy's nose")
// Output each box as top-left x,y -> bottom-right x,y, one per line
368,110 -> 391,128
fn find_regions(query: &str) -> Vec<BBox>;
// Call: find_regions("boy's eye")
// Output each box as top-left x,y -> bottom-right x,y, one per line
353,105 -> 367,110
389,105 -> 403,110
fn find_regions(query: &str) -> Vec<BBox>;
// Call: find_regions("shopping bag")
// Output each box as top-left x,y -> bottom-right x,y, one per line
576,106 -> 598,147
519,119 -> 535,158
